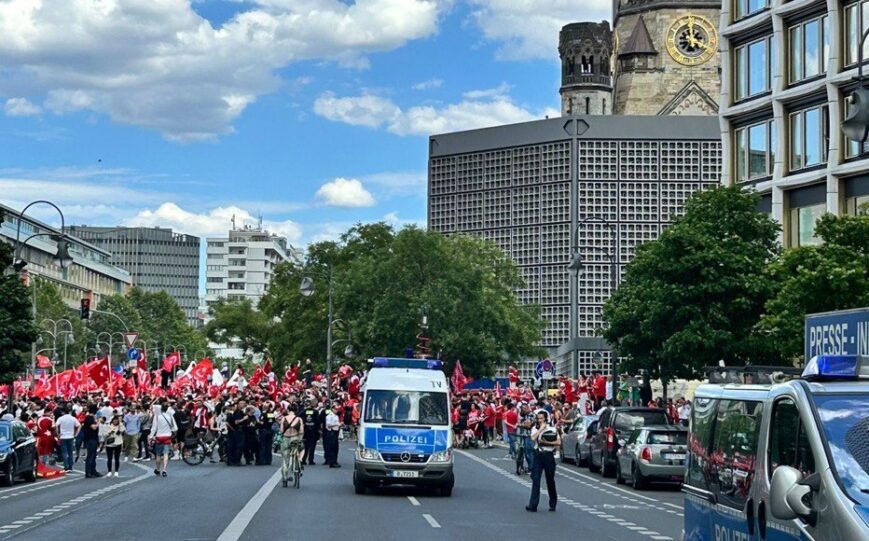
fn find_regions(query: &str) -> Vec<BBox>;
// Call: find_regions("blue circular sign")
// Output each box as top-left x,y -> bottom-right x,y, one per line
127,347 -> 140,361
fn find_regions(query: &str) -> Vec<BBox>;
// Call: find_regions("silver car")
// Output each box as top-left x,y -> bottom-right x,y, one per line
615,425 -> 687,489
559,415 -> 598,466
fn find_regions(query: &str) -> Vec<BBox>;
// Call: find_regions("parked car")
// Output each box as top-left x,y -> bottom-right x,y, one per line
589,407 -> 671,477
615,425 -> 687,489
560,415 -> 598,466
0,420 -> 37,487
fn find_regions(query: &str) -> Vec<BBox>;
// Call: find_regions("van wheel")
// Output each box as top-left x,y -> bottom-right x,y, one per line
353,472 -> 367,495
601,453 -> 615,478
439,482 -> 453,497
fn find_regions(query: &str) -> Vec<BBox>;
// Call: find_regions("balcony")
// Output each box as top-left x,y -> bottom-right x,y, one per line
562,74 -> 612,88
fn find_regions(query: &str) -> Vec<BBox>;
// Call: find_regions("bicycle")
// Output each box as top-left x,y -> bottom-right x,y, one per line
281,439 -> 303,489
515,434 -> 528,475
182,433 -> 223,466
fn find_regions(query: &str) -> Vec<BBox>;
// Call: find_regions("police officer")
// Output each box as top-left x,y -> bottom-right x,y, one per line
301,399 -> 320,465
323,403 -> 341,468
526,409 -> 560,512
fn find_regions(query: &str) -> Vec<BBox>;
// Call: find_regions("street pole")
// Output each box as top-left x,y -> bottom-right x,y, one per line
326,270 -> 333,402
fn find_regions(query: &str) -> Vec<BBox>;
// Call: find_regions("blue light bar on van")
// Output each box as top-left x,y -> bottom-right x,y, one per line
371,357 -> 444,370
802,355 -> 869,380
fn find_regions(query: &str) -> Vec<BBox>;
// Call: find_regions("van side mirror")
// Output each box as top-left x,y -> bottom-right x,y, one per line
769,466 -> 814,521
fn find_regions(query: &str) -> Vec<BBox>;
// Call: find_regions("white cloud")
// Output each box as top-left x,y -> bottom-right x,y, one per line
313,92 -> 558,136
4,97 -> 41,117
0,0 -> 447,141
315,178 -> 376,208
412,78 -> 443,90
463,82 -> 511,99
467,0 -> 611,60
364,170 -> 427,197
125,202 -> 302,242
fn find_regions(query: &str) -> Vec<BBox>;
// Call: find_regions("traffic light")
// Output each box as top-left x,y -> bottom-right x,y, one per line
80,297 -> 91,320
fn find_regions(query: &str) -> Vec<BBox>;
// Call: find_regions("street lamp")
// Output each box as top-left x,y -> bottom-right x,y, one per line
569,216 -> 619,382
842,28 -> 869,142
298,263 -> 344,401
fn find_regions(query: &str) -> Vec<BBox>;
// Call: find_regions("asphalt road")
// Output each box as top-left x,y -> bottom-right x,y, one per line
0,442 -> 685,540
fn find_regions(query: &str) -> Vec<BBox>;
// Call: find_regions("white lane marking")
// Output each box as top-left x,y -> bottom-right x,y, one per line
554,469 -> 684,517
555,465 -> 684,510
0,476 -> 82,500
456,449 -> 679,540
422,514 -> 441,529
215,467 -> 282,541
407,496 -> 421,507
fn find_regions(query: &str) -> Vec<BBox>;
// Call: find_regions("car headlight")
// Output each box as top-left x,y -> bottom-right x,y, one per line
358,447 -> 380,461
0,453 -> 7,462
430,449 -> 452,463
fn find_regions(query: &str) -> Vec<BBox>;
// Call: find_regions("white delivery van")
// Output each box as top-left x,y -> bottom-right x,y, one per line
353,358 -> 454,496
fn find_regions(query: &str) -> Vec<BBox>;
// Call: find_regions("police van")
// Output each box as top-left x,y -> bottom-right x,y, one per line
683,355 -> 869,541
353,358 -> 454,496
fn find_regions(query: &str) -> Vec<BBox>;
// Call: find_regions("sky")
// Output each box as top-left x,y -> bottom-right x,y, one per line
0,0 -> 611,248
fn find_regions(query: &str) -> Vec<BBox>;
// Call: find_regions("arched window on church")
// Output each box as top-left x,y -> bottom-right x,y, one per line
581,54 -> 593,74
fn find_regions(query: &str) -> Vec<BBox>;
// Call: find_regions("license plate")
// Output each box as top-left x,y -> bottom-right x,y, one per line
391,470 -> 419,478
664,453 -> 686,461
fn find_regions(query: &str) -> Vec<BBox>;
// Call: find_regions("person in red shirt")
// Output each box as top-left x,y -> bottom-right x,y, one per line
482,400 -> 496,449
503,402 -> 519,459
592,372 -> 606,409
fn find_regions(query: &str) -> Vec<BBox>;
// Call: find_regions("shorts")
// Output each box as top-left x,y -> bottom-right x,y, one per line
155,443 -> 173,457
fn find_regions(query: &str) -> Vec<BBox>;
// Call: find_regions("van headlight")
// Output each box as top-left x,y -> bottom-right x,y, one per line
430,450 -> 452,463
0,453 -> 6,462
358,447 -> 380,461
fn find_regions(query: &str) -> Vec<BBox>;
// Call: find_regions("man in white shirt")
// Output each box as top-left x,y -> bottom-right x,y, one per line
55,407 -> 81,472
605,375 -> 614,403
323,404 -> 341,468
678,400 -> 692,427
98,401 -> 114,422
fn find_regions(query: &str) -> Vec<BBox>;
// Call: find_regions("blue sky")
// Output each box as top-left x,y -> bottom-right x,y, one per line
0,0 -> 610,246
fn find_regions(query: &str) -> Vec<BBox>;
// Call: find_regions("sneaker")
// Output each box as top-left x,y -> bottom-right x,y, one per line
114,472 -> 120,477
154,469 -> 160,476
133,458 -> 140,463
161,471 -> 167,478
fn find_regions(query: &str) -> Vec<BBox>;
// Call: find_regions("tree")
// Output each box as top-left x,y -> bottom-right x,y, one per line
125,288 -> 207,366
757,213 -> 869,361
602,187 -> 782,395
259,223 -> 544,376
31,278 -> 90,367
205,298 -> 273,359
0,241 -> 37,388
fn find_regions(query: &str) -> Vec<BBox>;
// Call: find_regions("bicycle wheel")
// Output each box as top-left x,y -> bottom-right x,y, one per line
292,455 -> 301,489
182,443 -> 206,466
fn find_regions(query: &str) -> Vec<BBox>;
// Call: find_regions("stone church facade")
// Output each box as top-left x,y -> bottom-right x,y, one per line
561,0 -> 721,117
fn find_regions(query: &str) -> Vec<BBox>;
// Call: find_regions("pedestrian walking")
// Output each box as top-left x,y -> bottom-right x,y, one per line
138,403 -> 153,461
526,410 -> 560,513
123,405 -> 141,462
256,402 -> 275,465
104,414 -> 125,477
323,404 -> 341,468
150,400 -> 178,478
301,400 -> 319,466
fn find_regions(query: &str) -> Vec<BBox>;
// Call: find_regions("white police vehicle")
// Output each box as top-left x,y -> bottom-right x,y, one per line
683,355 -> 869,541
353,358 -> 454,496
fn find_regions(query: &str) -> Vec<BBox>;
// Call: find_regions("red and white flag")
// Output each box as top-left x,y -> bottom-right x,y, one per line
162,352 -> 180,372
87,358 -> 111,387
451,360 -> 467,394
36,355 -> 53,369
190,358 -> 214,384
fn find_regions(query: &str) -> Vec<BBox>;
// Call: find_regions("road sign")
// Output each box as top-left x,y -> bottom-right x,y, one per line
123,332 -> 139,349
127,347 -> 140,361
534,359 -> 555,380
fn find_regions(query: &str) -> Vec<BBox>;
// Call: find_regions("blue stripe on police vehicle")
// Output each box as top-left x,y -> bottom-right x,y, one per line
365,427 -> 449,454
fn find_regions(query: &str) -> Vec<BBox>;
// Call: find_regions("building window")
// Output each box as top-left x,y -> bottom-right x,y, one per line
735,119 -> 776,182
734,0 -> 768,20
789,15 -> 829,84
734,35 -> 775,101
789,104 -> 828,171
845,1 -> 869,66
847,194 -> 869,214
788,203 -> 826,246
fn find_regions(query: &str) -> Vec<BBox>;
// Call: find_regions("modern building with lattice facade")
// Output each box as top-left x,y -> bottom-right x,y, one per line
428,115 -> 721,376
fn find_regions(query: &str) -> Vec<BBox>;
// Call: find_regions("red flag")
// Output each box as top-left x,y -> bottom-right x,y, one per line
451,361 -> 466,394
162,352 -> 180,372
36,355 -> 53,369
263,359 -> 272,375
137,349 -> 147,371
137,368 -> 150,390
249,365 -> 265,387
190,358 -> 214,383
495,380 -> 503,399
87,358 -> 111,387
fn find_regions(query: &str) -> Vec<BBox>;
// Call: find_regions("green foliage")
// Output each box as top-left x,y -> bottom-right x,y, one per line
758,213 -> 869,361
603,186 -> 782,386
0,242 -> 37,384
205,298 -> 272,358
256,223 -> 543,376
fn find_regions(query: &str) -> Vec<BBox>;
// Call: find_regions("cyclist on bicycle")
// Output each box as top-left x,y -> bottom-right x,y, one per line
279,407 -> 304,487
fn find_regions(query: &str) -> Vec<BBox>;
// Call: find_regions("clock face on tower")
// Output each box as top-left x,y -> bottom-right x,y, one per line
666,15 -> 718,66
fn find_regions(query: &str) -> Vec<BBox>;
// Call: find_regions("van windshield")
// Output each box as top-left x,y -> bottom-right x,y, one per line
812,393 -> 869,507
364,390 -> 450,426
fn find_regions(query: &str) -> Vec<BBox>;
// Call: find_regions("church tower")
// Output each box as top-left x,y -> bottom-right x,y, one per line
559,22 -> 613,116
612,0 -> 720,115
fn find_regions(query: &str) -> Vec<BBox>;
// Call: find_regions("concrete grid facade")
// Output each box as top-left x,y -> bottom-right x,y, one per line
428,116 -> 721,377
68,226 -> 200,326
719,0 -> 869,244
